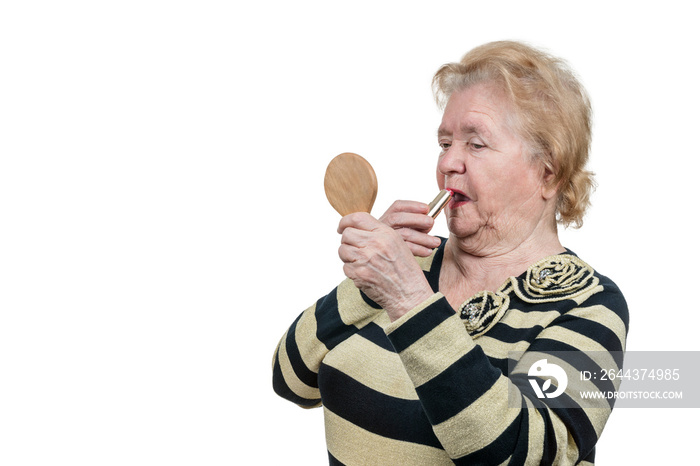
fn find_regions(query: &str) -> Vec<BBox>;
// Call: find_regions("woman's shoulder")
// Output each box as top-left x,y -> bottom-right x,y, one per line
511,249 -> 628,327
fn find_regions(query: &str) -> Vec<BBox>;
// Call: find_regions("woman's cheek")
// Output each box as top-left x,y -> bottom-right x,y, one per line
435,165 -> 445,190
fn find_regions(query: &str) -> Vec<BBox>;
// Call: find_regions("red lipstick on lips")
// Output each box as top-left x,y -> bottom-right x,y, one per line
447,188 -> 470,208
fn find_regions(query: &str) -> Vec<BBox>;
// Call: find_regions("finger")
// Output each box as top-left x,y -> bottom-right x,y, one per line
337,212 -> 382,235
380,200 -> 431,218
338,243 -> 362,264
397,228 -> 442,250
339,225 -> 376,248
406,242 -> 436,258
381,211 -> 435,233
342,261 -> 365,286
397,229 -> 442,257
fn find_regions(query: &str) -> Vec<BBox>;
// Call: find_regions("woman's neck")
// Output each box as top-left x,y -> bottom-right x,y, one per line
439,227 -> 564,310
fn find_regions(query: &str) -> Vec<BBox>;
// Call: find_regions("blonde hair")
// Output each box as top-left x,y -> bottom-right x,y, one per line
433,41 -> 595,228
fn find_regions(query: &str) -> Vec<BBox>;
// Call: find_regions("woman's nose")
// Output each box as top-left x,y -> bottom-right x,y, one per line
437,147 -> 466,176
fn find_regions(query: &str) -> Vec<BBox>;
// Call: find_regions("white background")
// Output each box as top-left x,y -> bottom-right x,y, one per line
1,1 -> 698,464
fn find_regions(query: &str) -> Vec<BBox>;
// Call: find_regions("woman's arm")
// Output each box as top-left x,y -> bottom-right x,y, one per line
384,281 -> 628,465
273,202 -> 438,408
272,278 -> 385,408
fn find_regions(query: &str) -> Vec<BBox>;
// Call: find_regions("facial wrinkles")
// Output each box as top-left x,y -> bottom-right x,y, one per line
444,156 -> 543,256
459,175 -> 545,256
439,110 -> 496,140
493,188 -> 543,232
455,211 -> 525,257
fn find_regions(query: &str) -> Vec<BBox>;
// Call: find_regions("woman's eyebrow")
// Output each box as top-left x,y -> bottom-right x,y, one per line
460,122 -> 491,137
437,123 -> 490,138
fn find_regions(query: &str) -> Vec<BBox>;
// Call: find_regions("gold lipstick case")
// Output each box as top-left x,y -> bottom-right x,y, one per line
427,189 -> 453,219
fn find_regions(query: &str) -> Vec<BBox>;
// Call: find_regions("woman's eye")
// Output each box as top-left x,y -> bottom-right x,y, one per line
439,142 -> 451,150
470,142 -> 486,150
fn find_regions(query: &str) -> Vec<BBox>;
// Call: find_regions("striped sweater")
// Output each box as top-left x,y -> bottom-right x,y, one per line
273,240 -> 629,465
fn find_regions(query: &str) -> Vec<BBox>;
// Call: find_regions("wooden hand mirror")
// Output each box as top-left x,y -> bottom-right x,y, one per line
324,152 -> 378,216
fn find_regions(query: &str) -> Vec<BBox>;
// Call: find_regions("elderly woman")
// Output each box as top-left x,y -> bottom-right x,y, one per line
273,41 -> 628,465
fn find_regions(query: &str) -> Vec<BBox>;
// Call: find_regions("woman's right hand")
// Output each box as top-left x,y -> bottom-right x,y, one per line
378,200 -> 442,257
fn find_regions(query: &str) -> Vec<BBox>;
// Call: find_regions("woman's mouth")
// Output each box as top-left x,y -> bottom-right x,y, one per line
448,189 -> 471,207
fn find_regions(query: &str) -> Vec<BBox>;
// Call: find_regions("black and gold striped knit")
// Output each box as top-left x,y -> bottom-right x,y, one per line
273,239 -> 629,465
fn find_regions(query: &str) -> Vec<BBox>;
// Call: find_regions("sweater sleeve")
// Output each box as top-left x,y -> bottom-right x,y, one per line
384,280 -> 629,465
272,278 -> 385,408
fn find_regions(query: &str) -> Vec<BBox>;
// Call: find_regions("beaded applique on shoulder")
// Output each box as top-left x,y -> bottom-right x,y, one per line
458,288 -> 511,338
457,253 -> 598,337
514,254 -> 598,303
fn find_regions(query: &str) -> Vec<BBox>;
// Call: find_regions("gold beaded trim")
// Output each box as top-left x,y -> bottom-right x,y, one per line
457,254 -> 597,337
459,289 -> 510,338
514,254 -> 598,303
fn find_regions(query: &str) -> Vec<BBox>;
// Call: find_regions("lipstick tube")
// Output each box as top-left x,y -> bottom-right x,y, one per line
427,189 -> 453,219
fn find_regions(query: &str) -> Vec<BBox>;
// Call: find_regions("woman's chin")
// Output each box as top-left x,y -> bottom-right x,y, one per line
446,217 -> 481,240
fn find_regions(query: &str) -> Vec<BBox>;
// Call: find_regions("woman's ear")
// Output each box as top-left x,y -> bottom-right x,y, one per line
541,162 -> 560,200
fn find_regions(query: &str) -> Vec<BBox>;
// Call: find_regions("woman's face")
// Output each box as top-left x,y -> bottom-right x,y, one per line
436,83 -> 557,257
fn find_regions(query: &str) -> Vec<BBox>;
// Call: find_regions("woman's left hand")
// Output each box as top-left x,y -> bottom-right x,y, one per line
338,212 -> 435,321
